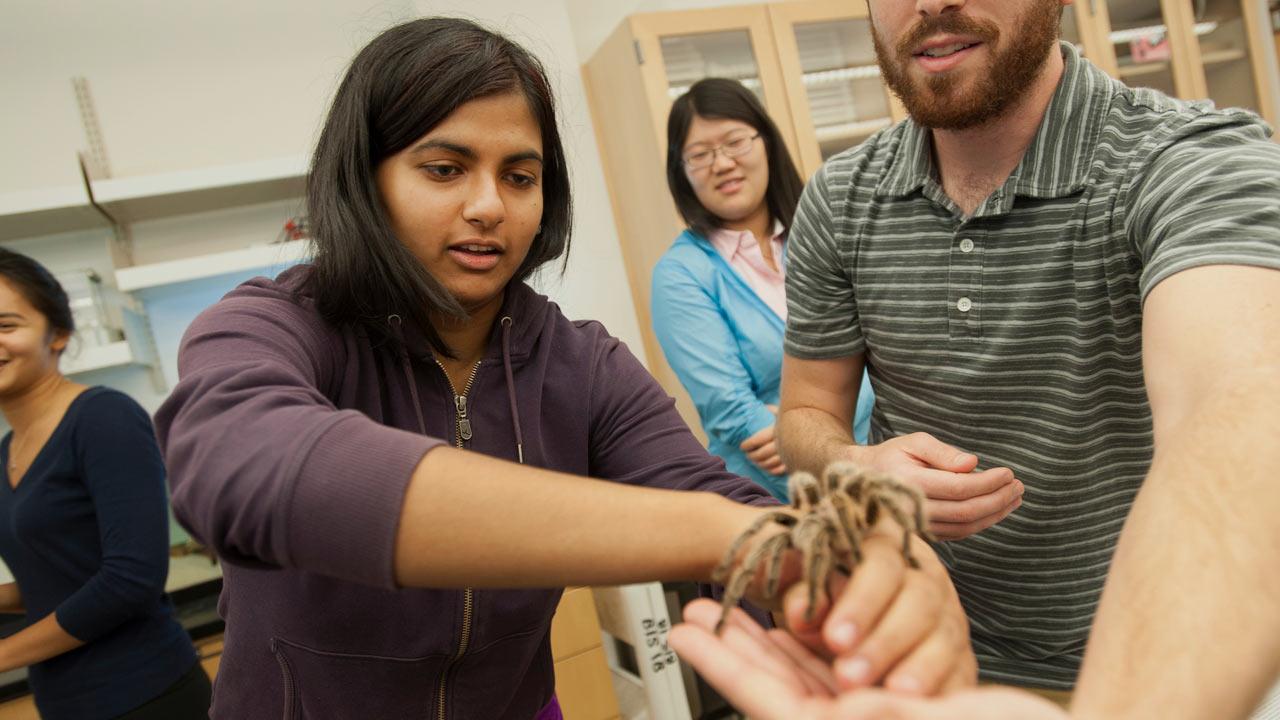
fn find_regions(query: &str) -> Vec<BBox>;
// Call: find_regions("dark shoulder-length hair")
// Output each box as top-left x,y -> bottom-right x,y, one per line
665,78 -> 804,240
303,17 -> 572,356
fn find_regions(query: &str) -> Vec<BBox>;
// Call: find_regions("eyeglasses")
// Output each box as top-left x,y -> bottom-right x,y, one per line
682,132 -> 761,170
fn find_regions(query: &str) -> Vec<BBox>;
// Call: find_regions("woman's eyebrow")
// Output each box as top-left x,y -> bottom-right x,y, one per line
408,139 -> 542,166
409,139 -> 475,158
504,150 -> 543,165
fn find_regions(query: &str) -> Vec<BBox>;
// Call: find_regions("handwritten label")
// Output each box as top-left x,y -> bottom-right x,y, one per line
641,618 -> 677,673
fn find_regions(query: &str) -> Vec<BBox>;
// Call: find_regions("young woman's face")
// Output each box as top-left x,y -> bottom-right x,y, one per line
0,278 -> 66,399
376,91 -> 545,316
682,115 -> 769,228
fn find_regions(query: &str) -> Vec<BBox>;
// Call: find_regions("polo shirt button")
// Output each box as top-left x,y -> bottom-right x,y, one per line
959,238 -> 974,253
957,297 -> 973,312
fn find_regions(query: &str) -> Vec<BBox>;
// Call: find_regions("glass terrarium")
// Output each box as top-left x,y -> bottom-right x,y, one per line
56,269 -> 122,351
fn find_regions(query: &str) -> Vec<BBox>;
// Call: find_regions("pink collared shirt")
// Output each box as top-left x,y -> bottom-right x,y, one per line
707,223 -> 787,321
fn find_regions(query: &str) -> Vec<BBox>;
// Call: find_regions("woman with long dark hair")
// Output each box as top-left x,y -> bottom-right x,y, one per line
652,79 -> 875,501
155,18 -> 968,719
0,249 -> 210,719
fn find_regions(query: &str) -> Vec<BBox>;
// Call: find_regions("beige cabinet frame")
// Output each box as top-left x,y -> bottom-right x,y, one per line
630,6 -> 800,166
584,5 -> 800,438
767,0 -> 908,177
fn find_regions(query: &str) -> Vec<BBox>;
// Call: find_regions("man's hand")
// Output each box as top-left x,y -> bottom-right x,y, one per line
850,432 -> 1023,540
728,513 -> 977,695
778,355 -> 1019,540
787,527 -> 977,694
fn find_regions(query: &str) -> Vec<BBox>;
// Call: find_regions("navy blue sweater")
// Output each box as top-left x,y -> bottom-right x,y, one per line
0,387 -> 196,720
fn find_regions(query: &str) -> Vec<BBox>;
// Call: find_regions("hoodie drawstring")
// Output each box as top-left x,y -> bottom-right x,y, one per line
389,313 -> 524,465
500,316 -> 525,465
387,315 -> 427,435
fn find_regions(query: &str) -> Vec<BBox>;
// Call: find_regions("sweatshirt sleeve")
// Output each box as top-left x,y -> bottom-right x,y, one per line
585,328 -> 779,508
55,393 -> 171,642
154,284 -> 444,589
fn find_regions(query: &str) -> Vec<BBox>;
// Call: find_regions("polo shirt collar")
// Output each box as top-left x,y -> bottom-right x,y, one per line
875,41 -> 1112,201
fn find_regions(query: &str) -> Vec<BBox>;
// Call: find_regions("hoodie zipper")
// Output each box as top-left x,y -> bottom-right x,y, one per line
433,358 -> 480,720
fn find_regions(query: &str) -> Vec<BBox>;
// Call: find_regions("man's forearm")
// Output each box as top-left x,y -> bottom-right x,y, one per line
1071,373 -> 1280,719
777,407 -> 859,475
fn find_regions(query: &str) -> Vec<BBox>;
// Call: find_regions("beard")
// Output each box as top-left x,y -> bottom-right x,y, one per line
872,0 -> 1063,130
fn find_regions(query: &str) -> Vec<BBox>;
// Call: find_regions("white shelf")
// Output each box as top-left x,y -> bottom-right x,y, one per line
92,155 -> 308,224
1118,48 -> 1245,79
165,553 -> 222,593
115,239 -> 311,292
59,306 -> 158,376
814,116 -> 894,143
61,340 -> 137,375
802,64 -> 881,86
1199,47 -> 1249,68
0,184 -> 110,241
1107,21 -> 1219,45
668,76 -> 761,98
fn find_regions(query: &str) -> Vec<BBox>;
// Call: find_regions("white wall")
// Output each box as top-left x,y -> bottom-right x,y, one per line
562,0 -> 807,65
0,0 -> 417,185
0,0 -> 651,413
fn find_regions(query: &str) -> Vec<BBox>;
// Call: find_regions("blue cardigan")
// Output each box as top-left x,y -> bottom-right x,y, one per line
651,230 -> 873,500
0,387 -> 197,720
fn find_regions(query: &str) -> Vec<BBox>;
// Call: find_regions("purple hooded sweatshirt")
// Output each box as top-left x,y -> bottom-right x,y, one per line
154,266 -> 775,720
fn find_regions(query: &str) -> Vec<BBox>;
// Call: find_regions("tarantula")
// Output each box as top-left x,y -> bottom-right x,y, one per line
711,462 -> 932,633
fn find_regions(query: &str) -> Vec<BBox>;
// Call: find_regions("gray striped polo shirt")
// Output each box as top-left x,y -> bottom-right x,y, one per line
784,42 -> 1280,688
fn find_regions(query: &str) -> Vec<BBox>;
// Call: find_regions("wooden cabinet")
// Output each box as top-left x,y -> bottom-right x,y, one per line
1270,2 -> 1280,76
767,1 -> 908,176
585,8 -> 785,439
1080,0 -> 1280,127
582,2 -> 880,434
551,587 -> 621,720
584,0 -> 1280,431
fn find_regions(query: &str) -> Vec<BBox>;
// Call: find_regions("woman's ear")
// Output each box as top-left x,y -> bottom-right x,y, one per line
49,329 -> 70,355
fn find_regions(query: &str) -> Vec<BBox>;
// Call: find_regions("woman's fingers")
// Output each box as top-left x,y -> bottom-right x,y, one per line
881,600 -> 970,695
830,568 -> 941,689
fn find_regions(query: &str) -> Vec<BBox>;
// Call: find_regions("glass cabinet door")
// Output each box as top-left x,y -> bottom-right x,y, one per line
788,18 -> 894,163
1190,0 -> 1262,113
1104,0 -> 1180,96
768,4 -> 902,176
630,6 -> 800,164
660,31 -> 766,104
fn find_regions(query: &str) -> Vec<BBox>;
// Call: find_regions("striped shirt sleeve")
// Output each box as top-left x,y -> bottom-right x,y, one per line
1125,112 -> 1280,300
785,162 -> 866,359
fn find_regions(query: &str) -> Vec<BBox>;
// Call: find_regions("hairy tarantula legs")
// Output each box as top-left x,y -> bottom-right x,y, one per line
711,463 -> 933,635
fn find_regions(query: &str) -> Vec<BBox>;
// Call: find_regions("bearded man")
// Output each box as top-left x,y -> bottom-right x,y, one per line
670,0 -> 1280,718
